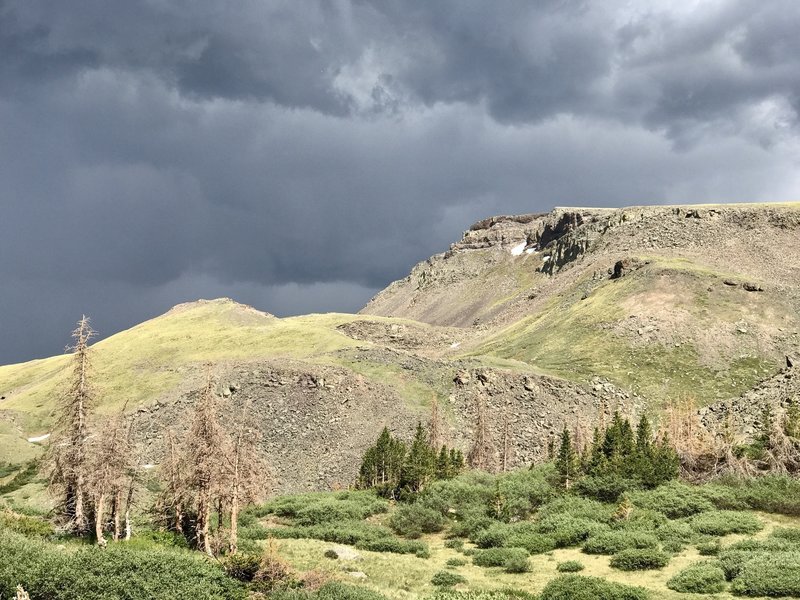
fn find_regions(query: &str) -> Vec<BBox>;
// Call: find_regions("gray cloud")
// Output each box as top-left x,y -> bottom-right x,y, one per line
0,0 -> 799,363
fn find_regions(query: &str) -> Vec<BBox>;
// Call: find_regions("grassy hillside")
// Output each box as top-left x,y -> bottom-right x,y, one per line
468,257 -> 794,405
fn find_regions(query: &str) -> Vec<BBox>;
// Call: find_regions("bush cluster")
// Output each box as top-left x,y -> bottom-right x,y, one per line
472,547 -> 528,569
688,510 -> 762,536
267,521 -> 427,555
609,548 -> 670,571
0,528 -> 246,600
388,504 -> 447,538
431,571 -> 467,587
666,561 -> 726,594
730,552 -> 800,597
260,491 -> 388,524
556,561 -> 584,573
583,531 -> 659,555
539,575 -> 649,600
628,482 -> 713,518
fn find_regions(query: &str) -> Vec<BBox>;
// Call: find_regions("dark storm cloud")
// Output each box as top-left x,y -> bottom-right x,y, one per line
1,0 -> 799,363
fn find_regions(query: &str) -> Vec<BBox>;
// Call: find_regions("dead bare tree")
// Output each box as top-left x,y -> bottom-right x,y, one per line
468,392 -> 497,472
428,396 -> 445,451
158,429 -> 186,535
226,416 -> 270,554
662,396 -> 716,479
45,315 -> 96,534
500,408 -> 513,472
86,411 -> 132,546
183,370 -> 228,555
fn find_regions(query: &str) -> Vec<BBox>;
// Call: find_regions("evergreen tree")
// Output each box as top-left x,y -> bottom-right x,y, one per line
648,433 -> 680,486
358,427 -> 406,495
555,426 -> 580,490
401,423 -> 437,493
449,448 -> 465,476
436,446 -> 451,479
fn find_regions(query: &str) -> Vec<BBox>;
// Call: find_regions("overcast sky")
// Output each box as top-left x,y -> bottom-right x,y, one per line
2,0 -> 799,364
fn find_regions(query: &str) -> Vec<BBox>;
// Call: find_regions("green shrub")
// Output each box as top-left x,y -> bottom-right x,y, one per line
539,575 -> 649,600
0,528 -> 246,600
666,561 -> 726,594
444,539 -> 464,550
388,504 -> 446,538
473,547 -> 528,568
449,514 -> 498,540
609,548 -> 669,571
728,538 -> 795,552
702,475 -> 800,515
324,549 -> 338,559
628,482 -> 713,518
770,527 -> 800,544
427,591 -> 535,600
652,521 -> 694,552
718,549 -> 756,581
316,582 -> 388,600
503,553 -> 531,573
556,560 -> 584,573
269,521 -> 426,555
537,497 -> 613,523
261,491 -> 388,523
505,532 -> 556,554
575,476 -> 640,503
0,512 -> 53,538
730,552 -> 800,596
0,461 -> 38,495
612,508 -> 667,532
688,510 -> 762,536
696,540 -> 721,556
221,552 -> 261,582
493,468 -> 557,521
472,523 -> 510,548
431,570 -> 467,587
583,531 -> 658,555
446,558 -> 467,567
536,515 -> 609,547
129,528 -> 190,549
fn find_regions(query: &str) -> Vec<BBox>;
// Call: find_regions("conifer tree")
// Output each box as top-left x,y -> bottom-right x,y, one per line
358,427 -> 406,495
401,423 -> 437,493
556,426 -> 580,490
449,448 -> 465,475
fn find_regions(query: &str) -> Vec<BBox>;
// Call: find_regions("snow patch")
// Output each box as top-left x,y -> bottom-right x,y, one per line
510,241 -> 527,256
450,342 -> 461,349
141,464 -> 156,470
525,248 -> 537,255
27,433 -> 50,443
542,256 -> 551,262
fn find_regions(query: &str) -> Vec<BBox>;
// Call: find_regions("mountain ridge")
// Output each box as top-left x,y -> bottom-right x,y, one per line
1,201 -> 799,496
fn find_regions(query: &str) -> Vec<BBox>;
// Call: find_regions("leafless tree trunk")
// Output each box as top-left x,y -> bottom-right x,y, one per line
501,409 -> 510,472
428,396 -> 444,451
226,402 -> 270,555
184,369 -> 228,556
46,316 -> 96,534
468,392 -> 497,472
